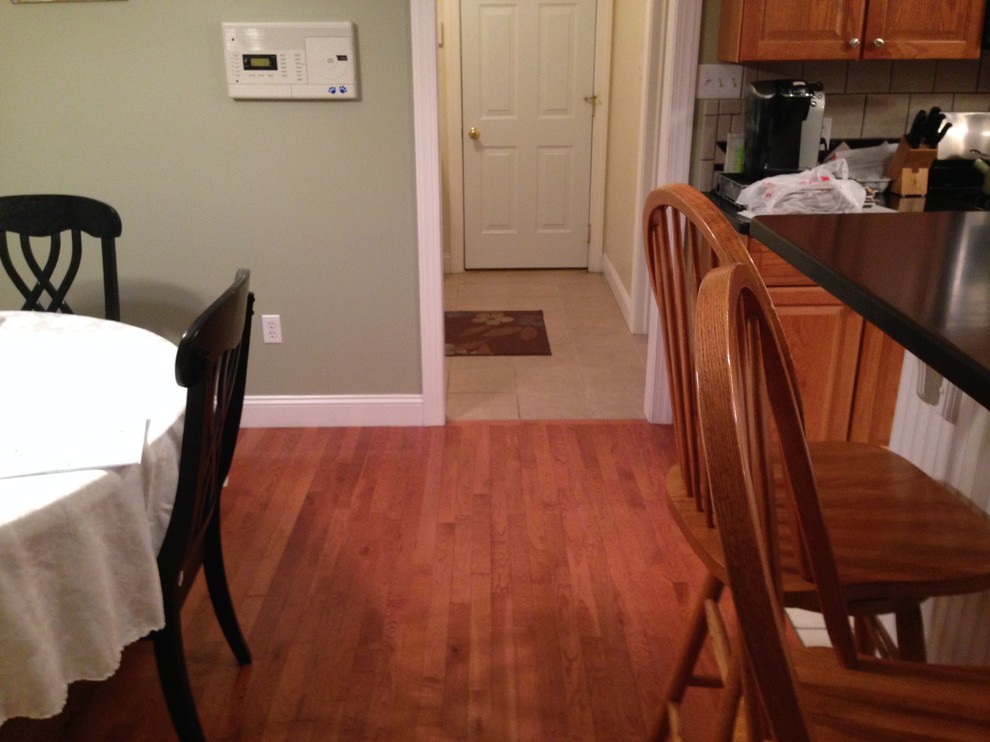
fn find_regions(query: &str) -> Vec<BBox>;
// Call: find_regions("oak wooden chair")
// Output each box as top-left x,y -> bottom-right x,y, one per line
154,269 -> 254,741
643,183 -> 990,739
694,262 -> 990,741
0,194 -> 121,320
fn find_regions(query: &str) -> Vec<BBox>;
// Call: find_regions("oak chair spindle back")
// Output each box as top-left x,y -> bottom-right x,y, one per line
644,184 -> 990,740
695,263 -> 990,741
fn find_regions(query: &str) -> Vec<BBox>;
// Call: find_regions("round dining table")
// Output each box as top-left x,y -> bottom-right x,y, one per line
0,311 -> 186,725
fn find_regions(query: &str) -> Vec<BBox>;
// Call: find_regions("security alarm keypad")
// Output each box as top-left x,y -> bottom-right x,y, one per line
224,22 -> 358,100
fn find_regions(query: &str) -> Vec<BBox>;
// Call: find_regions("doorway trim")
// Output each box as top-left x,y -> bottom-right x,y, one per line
413,0 -> 703,425
441,0 -> 613,274
412,0 -> 447,426
639,0 -> 703,423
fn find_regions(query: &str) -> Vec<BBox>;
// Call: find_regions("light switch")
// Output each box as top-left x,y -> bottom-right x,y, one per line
696,64 -> 743,100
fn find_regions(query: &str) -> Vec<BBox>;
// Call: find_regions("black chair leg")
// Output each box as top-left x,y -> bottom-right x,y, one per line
153,612 -> 206,742
203,514 -> 252,665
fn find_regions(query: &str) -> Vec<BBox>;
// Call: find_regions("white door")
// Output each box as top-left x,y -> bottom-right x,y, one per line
461,0 -> 597,269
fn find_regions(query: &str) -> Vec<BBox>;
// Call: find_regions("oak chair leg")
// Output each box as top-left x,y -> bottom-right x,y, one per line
712,648 -> 744,741
655,571 -> 725,740
854,607 -> 927,662
895,604 -> 927,662
853,615 -> 879,656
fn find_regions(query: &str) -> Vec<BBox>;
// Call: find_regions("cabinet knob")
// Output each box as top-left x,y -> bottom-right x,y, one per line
873,37 -> 885,48
468,127 -> 481,140
849,37 -> 860,48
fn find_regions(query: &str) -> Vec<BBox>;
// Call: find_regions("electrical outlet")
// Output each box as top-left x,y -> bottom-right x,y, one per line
696,64 -> 743,99
261,314 -> 282,343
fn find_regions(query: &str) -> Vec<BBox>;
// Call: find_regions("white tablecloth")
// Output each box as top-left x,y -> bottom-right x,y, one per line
0,311 -> 185,724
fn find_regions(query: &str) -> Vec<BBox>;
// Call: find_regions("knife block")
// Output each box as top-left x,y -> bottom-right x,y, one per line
886,136 -> 938,196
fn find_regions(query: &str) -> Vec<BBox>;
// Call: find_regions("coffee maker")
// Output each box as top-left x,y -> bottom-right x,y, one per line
743,79 -> 825,179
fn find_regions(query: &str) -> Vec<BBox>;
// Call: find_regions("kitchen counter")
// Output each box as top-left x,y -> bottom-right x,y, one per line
705,189 -> 897,236
750,211 -> 990,410
705,191 -> 752,234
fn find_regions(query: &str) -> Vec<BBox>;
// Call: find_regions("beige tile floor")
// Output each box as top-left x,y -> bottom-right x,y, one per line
444,270 -> 649,421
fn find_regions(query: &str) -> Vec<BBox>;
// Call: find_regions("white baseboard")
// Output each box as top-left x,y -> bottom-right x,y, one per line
240,394 -> 432,428
602,252 -> 637,333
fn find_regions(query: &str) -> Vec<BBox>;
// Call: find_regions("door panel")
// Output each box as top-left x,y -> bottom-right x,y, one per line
735,0 -> 864,60
862,0 -> 984,60
462,0 -> 596,269
480,149 -> 516,230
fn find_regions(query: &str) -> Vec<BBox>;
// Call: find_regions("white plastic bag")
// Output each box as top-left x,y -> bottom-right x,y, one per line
736,159 -> 866,215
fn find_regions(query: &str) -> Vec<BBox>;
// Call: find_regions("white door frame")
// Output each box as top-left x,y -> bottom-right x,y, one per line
411,0 -> 447,425
441,0 -> 613,274
637,0 -> 703,423
412,0 -> 702,425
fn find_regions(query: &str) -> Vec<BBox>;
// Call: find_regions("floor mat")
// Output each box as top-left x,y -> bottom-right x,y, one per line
444,310 -> 551,356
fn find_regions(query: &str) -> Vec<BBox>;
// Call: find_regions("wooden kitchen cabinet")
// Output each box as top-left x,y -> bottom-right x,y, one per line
748,237 -> 903,444
719,0 -> 985,62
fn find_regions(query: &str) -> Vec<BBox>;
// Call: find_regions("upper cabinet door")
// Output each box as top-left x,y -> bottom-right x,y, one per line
862,0 -> 985,60
719,0 -> 866,61
719,0 -> 985,62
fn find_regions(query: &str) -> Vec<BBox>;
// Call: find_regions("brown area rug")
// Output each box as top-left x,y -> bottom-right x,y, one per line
444,310 -> 551,356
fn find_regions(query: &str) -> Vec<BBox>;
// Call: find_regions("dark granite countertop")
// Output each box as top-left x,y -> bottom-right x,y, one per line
705,191 -> 751,234
750,211 -> 990,409
705,188 -> 897,236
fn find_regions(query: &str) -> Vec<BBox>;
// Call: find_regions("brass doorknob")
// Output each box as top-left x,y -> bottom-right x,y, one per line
468,127 -> 481,140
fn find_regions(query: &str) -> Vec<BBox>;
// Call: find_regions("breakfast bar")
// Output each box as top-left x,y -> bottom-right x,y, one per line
750,211 -> 990,410
751,209 -> 990,666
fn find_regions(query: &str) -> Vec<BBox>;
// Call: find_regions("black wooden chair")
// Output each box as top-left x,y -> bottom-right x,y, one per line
0,194 -> 122,320
154,269 -> 254,741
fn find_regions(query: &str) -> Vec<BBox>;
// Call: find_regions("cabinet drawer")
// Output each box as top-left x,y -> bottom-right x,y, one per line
748,237 -> 815,287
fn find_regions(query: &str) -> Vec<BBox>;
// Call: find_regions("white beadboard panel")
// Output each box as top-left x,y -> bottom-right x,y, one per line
889,353 -> 990,665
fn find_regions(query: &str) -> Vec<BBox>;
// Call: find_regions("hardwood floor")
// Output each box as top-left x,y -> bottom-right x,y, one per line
0,422 -> 719,741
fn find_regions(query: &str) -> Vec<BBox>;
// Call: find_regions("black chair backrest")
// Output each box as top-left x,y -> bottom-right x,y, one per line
158,269 -> 254,605
0,194 -> 122,320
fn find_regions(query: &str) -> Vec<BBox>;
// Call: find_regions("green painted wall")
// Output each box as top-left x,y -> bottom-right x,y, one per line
0,0 -> 422,397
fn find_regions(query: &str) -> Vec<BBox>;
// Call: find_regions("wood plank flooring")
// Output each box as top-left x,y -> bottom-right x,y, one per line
0,422 -> 719,741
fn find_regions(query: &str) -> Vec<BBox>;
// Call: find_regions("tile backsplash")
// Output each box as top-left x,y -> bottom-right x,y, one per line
691,54 -> 990,191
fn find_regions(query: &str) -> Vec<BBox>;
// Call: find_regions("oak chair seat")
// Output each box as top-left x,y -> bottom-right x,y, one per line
668,442 -> 990,606
795,647 -> 990,740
